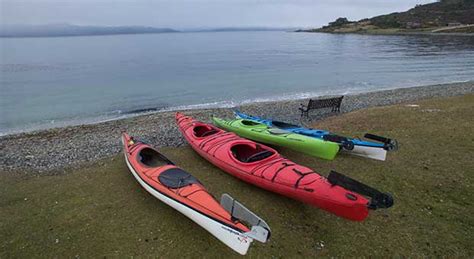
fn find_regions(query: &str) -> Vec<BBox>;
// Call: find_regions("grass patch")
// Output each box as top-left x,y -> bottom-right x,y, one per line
1,94 -> 473,257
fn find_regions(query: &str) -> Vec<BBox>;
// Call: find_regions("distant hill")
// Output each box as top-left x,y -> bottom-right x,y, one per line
195,27 -> 292,32
300,0 -> 474,34
0,24 -> 178,38
0,24 -> 292,38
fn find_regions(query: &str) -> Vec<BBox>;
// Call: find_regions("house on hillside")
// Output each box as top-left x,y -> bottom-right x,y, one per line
406,22 -> 422,29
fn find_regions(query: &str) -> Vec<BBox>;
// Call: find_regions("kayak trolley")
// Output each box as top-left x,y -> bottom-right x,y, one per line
364,133 -> 399,151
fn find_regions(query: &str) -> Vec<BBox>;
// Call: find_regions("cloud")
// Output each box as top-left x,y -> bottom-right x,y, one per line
0,0 -> 436,28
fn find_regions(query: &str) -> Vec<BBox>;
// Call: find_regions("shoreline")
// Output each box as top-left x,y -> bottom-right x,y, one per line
1,80 -> 472,138
1,81 -> 473,174
0,87 -> 377,138
296,30 -> 474,37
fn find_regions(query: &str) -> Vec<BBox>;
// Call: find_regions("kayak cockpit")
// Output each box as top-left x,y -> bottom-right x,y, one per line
194,125 -> 219,138
231,144 -> 275,163
240,120 -> 261,126
138,147 -> 174,167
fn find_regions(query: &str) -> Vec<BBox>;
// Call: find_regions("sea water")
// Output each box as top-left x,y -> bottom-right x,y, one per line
1,31 -> 473,135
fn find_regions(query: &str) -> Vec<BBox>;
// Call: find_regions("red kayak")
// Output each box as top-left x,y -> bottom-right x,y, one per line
176,113 -> 393,221
122,133 -> 270,255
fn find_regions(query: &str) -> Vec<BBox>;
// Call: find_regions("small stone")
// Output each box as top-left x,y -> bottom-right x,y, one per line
1,82 -> 472,174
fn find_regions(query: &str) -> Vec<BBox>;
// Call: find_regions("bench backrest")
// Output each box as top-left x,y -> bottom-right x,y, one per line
308,96 -> 343,109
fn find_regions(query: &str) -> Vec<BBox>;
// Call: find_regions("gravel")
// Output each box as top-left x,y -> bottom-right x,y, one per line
1,82 -> 473,175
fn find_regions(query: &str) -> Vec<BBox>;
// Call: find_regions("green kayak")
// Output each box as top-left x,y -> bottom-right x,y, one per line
211,117 -> 340,160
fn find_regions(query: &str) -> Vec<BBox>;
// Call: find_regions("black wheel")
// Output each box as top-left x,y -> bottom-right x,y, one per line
342,141 -> 354,150
386,139 -> 399,151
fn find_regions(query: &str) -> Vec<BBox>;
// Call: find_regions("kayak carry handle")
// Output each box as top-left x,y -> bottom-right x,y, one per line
364,133 -> 399,151
220,194 -> 271,243
327,171 -> 394,210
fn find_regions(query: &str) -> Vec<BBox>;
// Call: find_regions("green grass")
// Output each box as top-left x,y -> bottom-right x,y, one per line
1,94 -> 473,257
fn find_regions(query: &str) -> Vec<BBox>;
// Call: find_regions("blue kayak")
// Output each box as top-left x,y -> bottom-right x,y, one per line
234,110 -> 398,161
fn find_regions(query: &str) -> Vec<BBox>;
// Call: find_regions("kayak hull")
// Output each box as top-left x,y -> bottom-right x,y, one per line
346,145 -> 387,161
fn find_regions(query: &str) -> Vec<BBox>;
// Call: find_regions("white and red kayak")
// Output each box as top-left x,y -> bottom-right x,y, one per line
122,133 -> 270,255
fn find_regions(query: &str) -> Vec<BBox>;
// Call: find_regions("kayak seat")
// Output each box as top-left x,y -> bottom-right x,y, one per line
158,168 -> 200,189
231,144 -> 274,163
138,148 -> 173,167
194,125 -> 219,137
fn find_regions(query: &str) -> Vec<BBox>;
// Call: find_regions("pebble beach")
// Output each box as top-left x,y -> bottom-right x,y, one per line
1,81 -> 473,175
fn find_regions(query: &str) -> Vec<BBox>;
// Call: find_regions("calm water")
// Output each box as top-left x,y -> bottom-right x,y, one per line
1,31 -> 474,135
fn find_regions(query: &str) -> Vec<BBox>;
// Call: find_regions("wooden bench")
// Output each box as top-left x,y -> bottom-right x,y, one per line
299,96 -> 344,117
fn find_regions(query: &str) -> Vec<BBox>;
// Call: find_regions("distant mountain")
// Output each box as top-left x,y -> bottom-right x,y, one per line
299,0 -> 474,34
195,27 -> 293,32
0,24 -> 178,38
0,24 -> 293,37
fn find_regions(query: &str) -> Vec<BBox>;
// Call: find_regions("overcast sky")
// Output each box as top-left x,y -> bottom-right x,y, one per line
1,0 -> 435,28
